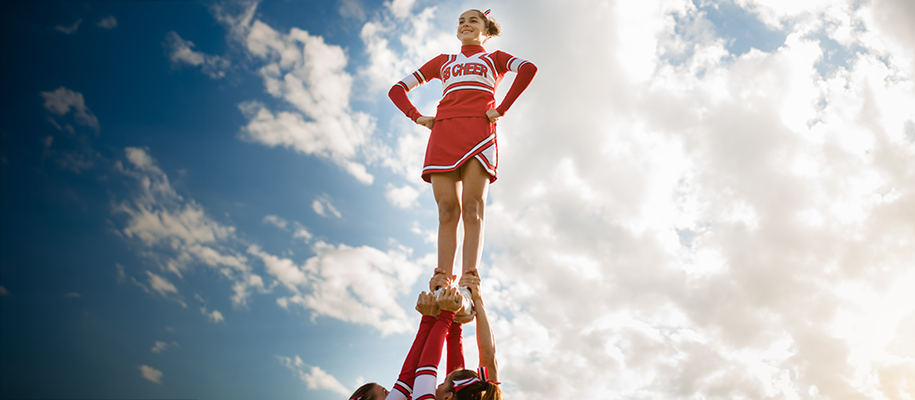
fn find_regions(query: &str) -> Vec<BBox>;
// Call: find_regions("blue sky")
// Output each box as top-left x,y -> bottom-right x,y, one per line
3,0 -> 915,399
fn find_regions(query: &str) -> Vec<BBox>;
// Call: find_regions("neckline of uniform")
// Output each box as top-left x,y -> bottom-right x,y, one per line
460,45 -> 486,56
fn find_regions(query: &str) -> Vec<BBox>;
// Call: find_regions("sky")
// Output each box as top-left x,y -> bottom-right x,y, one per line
1,0 -> 914,399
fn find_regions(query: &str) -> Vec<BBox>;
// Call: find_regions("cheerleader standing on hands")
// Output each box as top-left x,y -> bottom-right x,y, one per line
389,9 -> 537,281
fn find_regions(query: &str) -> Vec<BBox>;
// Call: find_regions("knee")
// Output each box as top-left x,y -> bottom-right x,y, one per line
438,200 -> 461,225
461,199 -> 485,225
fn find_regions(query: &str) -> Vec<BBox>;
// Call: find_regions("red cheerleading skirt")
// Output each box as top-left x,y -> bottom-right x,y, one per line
421,117 -> 498,183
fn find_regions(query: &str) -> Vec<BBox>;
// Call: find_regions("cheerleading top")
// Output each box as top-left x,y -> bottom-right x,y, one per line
389,45 -> 537,121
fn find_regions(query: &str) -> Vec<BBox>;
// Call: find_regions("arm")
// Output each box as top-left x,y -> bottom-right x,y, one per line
473,296 -> 498,383
459,270 -> 498,383
494,61 -> 537,117
386,292 -> 440,400
389,55 -> 445,127
445,320 -> 465,373
411,288 -> 462,400
388,84 -> 423,123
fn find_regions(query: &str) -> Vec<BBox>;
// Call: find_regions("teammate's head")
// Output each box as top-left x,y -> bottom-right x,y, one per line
349,382 -> 388,400
436,368 -> 503,400
457,9 -> 501,45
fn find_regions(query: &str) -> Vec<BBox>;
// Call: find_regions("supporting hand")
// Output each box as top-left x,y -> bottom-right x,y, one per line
437,287 -> 463,313
430,268 -> 455,292
459,269 -> 482,303
415,291 -> 440,317
454,309 -> 476,324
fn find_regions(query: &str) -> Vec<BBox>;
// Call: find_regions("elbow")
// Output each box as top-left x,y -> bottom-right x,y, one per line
523,63 -> 538,76
388,85 -> 401,100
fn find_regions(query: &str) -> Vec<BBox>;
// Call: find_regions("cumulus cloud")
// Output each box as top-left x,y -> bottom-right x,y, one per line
356,0 -> 915,398
201,307 -> 225,324
293,224 -> 313,242
164,31 -> 230,79
40,87 -> 99,132
111,146 -> 431,331
212,3 -> 379,184
278,356 -> 351,397
138,365 -> 163,384
253,241 -> 428,335
112,147 -> 265,309
385,183 -> 420,209
97,16 -> 117,29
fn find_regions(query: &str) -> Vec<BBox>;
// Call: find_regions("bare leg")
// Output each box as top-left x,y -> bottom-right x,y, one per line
459,159 -> 490,275
431,170 -> 462,277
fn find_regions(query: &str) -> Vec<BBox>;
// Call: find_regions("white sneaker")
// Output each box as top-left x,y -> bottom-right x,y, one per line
434,285 -> 474,317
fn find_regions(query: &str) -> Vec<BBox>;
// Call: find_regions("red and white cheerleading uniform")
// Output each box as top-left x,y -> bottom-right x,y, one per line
389,45 -> 537,183
384,311 -> 464,400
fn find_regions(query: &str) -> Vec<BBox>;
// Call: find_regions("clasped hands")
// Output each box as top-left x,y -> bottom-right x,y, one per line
414,268 -> 483,324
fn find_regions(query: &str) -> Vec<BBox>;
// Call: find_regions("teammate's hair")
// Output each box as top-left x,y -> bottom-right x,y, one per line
349,382 -> 377,400
450,369 -> 503,400
469,9 -> 501,39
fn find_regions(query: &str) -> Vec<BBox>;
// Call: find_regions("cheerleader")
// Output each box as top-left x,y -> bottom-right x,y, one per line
348,269 -> 501,400
389,9 -> 537,279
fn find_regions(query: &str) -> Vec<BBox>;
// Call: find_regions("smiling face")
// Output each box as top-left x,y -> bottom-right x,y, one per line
456,10 -> 488,46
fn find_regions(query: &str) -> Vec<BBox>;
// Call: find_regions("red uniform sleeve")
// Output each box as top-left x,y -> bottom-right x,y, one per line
389,55 -> 446,122
495,61 -> 537,116
417,311 -> 454,370
445,321 -> 464,374
411,311 -> 455,400
387,315 -> 436,400
388,85 -> 422,122
486,50 -> 537,117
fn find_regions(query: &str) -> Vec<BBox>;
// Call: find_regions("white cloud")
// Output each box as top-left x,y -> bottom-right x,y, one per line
384,183 -> 420,209
151,341 -> 179,353
386,0 -> 416,19
263,214 -> 288,229
311,194 -> 341,218
202,308 -> 225,324
55,19 -> 81,34
111,145 -> 431,333
63,292 -> 81,299
293,225 -> 313,242
138,365 -> 163,384
145,271 -> 178,298
113,147 -> 264,310
254,241 -> 429,335
97,15 -> 117,29
278,356 -> 351,397
0,286 -> 9,296
216,6 -> 377,184
164,31 -> 230,79
40,87 -> 99,132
